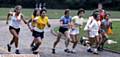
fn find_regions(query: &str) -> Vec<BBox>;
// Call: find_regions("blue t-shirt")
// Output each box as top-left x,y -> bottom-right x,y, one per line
60,16 -> 72,24
60,16 -> 72,28
102,19 -> 109,26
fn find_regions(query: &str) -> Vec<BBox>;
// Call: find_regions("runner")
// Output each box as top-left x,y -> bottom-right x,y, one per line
101,13 -> 112,33
84,10 -> 99,31
6,5 -> 27,54
52,9 -> 72,54
86,11 -> 101,54
83,10 -> 98,45
69,9 -> 85,53
98,13 -> 112,51
27,9 -> 40,48
31,9 -> 51,54
97,3 -> 106,21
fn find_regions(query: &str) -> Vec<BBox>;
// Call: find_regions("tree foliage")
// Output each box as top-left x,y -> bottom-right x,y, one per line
0,0 -> 119,10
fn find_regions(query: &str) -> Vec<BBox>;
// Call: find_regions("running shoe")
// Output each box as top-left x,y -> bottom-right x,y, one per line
7,44 -> 11,52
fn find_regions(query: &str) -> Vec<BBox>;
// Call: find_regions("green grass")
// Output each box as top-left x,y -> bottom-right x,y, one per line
0,8 -> 33,19
0,8 -> 120,20
53,22 -> 120,52
104,21 -> 120,52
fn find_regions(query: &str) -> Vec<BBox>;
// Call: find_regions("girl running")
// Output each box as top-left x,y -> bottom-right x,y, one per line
101,13 -> 112,33
52,9 -> 72,54
98,13 -> 112,51
27,9 -> 40,48
6,5 -> 27,54
31,9 -> 51,54
69,9 -> 85,53
86,11 -> 101,54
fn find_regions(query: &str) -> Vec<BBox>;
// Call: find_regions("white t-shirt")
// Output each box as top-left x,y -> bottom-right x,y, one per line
9,12 -> 22,29
84,16 -> 94,31
72,16 -> 84,26
88,19 -> 100,32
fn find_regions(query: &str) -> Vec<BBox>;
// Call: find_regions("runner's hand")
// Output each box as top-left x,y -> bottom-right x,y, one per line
69,38 -> 72,42
30,29 -> 34,32
47,28 -> 52,32
62,24 -> 68,27
6,21 -> 8,24
29,27 -> 34,32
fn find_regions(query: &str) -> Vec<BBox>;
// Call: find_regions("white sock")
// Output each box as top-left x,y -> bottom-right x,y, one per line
71,48 -> 76,53
65,47 -> 68,49
53,48 -> 55,49
94,48 -> 98,53
87,46 -> 91,49
16,48 -> 19,50
72,48 -> 75,51
33,49 -> 38,52
8,44 -> 11,47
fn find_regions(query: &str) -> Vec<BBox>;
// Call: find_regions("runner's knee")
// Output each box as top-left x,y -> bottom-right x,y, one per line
15,36 -> 19,40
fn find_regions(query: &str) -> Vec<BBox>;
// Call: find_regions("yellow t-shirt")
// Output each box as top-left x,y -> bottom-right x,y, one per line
31,15 -> 37,26
31,15 -> 35,20
36,16 -> 49,29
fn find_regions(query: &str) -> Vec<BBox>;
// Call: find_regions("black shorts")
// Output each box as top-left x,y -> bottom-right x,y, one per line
9,26 -> 20,34
59,26 -> 68,34
32,30 -> 44,39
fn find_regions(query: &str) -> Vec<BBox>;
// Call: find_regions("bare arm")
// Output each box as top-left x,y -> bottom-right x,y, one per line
46,19 -> 51,28
27,19 -> 33,31
28,19 -> 32,24
27,19 -> 32,27
6,13 -> 11,24
47,22 -> 51,28
60,20 -> 64,26
21,15 -> 27,24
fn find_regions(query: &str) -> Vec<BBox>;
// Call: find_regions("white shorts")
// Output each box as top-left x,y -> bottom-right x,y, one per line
69,29 -> 79,35
89,31 -> 99,38
34,27 -> 44,32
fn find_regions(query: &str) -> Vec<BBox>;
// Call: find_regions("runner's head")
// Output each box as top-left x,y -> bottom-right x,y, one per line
77,8 -> 85,17
93,11 -> 100,21
33,9 -> 40,17
40,9 -> 47,18
64,9 -> 70,17
14,5 -> 22,14
104,13 -> 110,20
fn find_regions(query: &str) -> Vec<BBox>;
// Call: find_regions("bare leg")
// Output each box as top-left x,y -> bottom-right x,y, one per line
10,37 -> 15,45
31,38 -> 35,47
9,29 -> 20,54
53,33 -> 61,48
64,31 -> 70,50
52,33 -> 61,54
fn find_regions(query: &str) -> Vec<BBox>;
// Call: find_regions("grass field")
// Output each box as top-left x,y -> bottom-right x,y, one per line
0,8 -> 120,20
54,21 -> 120,52
104,21 -> 120,52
